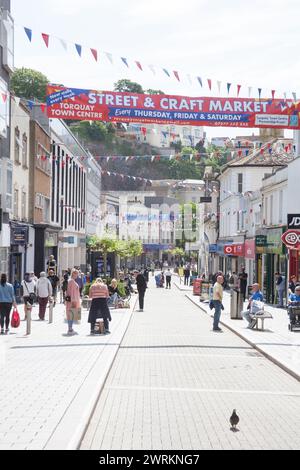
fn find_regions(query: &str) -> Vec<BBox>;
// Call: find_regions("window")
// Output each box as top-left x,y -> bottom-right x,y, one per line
14,127 -> 20,163
270,195 -> 273,224
0,77 -> 9,138
279,190 -> 283,224
13,188 -> 19,218
238,173 -> 243,193
265,197 -> 268,224
22,133 -> 28,167
255,212 -> 260,225
44,197 -> 50,223
36,143 -> 51,174
21,191 -> 26,219
1,11 -> 14,73
6,165 -> 12,211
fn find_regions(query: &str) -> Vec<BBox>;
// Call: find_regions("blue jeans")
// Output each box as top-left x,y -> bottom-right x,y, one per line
107,293 -> 118,306
277,289 -> 284,307
213,300 -> 222,330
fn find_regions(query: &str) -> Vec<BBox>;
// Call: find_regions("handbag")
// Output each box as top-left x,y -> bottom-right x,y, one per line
11,308 -> 20,328
65,295 -> 71,302
24,281 -> 36,302
69,307 -> 81,321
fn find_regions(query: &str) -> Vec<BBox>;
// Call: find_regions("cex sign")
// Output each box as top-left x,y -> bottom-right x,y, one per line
281,230 -> 300,250
288,214 -> 300,229
224,244 -> 244,256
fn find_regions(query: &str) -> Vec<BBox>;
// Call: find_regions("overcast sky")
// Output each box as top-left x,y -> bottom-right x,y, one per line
12,0 -> 300,138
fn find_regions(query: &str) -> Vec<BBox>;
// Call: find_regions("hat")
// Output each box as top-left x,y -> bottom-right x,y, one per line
295,285 -> 300,291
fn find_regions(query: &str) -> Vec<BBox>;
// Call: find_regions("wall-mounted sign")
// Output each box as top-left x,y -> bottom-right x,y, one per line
288,214 -> 300,230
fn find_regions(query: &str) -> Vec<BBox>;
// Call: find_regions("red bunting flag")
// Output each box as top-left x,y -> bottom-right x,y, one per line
260,148 -> 264,154
2,93 -> 7,103
238,150 -> 242,157
40,103 -> 46,113
135,61 -> 142,71
173,71 -> 180,81
90,48 -> 98,61
207,79 -> 212,90
271,90 -> 275,99
237,84 -> 241,97
41,33 -> 49,48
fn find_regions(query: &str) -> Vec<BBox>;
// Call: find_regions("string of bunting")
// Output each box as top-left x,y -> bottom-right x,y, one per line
19,24 -> 299,100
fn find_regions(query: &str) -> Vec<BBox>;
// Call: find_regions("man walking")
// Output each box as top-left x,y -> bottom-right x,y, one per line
184,266 -> 190,286
238,266 -> 248,301
165,269 -> 172,289
212,275 -> 224,332
275,272 -> 285,307
47,269 -> 59,306
136,270 -> 147,312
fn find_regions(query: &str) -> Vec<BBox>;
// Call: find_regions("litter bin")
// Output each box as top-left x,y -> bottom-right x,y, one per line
193,279 -> 202,296
230,289 -> 244,319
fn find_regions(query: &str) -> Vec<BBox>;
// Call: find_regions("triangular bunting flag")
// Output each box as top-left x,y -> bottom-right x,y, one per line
173,71 -> 180,81
237,84 -> 241,97
2,93 -> 7,103
149,64 -> 156,74
187,74 -> 192,85
40,103 -> 46,113
24,27 -> 32,42
292,92 -> 297,102
121,57 -> 129,68
283,92 -> 287,100
14,96 -> 21,107
207,79 -> 212,90
217,81 -> 221,93
248,87 -> 252,98
258,88 -> 262,99
197,76 -> 203,87
91,48 -> 98,61
163,68 -> 170,77
135,61 -> 142,71
27,100 -> 34,110
75,44 -> 82,57
59,38 -> 67,51
227,83 -> 231,94
41,33 -> 49,48
105,52 -> 113,64
271,90 -> 275,100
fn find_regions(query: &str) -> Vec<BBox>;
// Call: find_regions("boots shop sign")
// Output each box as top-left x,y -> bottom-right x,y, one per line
288,214 -> 300,229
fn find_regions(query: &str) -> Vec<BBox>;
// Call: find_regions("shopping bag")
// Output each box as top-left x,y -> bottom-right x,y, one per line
69,307 -> 81,321
11,308 -> 20,328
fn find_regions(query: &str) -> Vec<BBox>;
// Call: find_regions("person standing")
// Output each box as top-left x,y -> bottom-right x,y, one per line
212,275 -> 224,332
47,269 -> 59,306
136,270 -> 147,312
143,267 -> 149,283
36,272 -> 52,321
184,266 -> 190,286
75,270 -> 84,297
289,275 -> 298,294
21,273 -> 36,321
47,255 -> 57,275
65,269 -> 81,335
0,274 -> 17,335
238,266 -> 248,301
88,278 -> 111,335
275,272 -> 285,307
165,269 -> 172,289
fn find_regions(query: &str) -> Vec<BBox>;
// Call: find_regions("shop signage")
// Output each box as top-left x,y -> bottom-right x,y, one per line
11,225 -> 28,245
244,239 -> 255,259
281,230 -> 300,250
288,214 -> 300,229
209,244 -> 218,253
47,85 -> 300,129
255,235 -> 267,247
224,243 -> 244,256
266,228 -> 285,254
200,197 -> 212,203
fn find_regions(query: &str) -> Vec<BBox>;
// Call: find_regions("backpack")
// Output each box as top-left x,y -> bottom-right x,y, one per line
11,308 -> 20,328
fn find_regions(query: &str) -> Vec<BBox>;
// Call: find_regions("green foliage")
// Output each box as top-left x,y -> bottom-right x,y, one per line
181,146 -> 197,155
11,67 -> 49,102
145,89 -> 165,95
114,79 -> 144,94
71,121 -> 115,143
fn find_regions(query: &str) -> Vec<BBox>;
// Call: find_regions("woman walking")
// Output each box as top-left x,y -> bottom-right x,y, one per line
88,278 -> 111,335
0,274 -> 17,334
36,272 -> 52,321
65,269 -> 81,336
21,272 -> 36,320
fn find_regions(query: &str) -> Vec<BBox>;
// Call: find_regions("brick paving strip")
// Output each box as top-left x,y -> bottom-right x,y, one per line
81,279 -> 300,450
0,297 -> 137,450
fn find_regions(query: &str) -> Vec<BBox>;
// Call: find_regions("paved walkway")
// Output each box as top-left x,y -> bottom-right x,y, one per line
0,297 -> 136,450
81,278 -> 300,450
182,286 -> 300,381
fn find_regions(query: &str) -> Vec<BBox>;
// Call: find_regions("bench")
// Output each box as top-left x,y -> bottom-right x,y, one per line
251,310 -> 273,331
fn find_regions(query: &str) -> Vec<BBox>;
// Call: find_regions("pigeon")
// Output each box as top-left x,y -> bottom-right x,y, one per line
230,409 -> 239,430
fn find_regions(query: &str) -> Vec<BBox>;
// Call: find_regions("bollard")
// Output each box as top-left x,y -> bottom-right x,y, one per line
26,302 -> 32,335
49,297 -> 54,324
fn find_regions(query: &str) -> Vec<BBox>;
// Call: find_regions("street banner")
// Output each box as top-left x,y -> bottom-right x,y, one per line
46,85 -> 300,129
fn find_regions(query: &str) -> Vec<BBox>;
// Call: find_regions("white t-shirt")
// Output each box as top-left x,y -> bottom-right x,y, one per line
21,280 -> 36,296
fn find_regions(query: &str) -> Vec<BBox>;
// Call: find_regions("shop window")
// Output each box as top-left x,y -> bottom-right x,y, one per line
238,173 -> 243,193
21,191 -> 26,219
14,127 -> 20,164
13,188 -> 19,218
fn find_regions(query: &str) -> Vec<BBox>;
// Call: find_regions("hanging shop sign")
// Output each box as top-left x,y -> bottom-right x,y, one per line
244,239 -> 255,259
281,230 -> 300,250
287,214 -> 300,229
46,85 -> 300,129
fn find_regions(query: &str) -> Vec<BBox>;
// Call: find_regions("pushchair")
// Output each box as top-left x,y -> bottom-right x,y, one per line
287,302 -> 300,331
155,274 -> 164,288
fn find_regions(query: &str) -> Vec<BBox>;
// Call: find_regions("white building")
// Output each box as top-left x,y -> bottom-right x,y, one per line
86,151 -> 102,238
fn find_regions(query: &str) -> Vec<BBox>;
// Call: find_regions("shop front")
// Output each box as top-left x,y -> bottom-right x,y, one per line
34,226 -> 59,276
244,239 -> 256,286
256,228 -> 286,304
10,223 -> 31,284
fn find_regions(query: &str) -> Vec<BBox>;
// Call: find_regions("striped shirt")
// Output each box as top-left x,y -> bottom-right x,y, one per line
89,283 -> 109,299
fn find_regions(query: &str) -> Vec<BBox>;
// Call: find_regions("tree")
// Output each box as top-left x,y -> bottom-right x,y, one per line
71,121 -> 114,142
87,234 -> 117,276
11,67 -> 49,102
145,89 -> 165,95
114,79 -> 144,94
